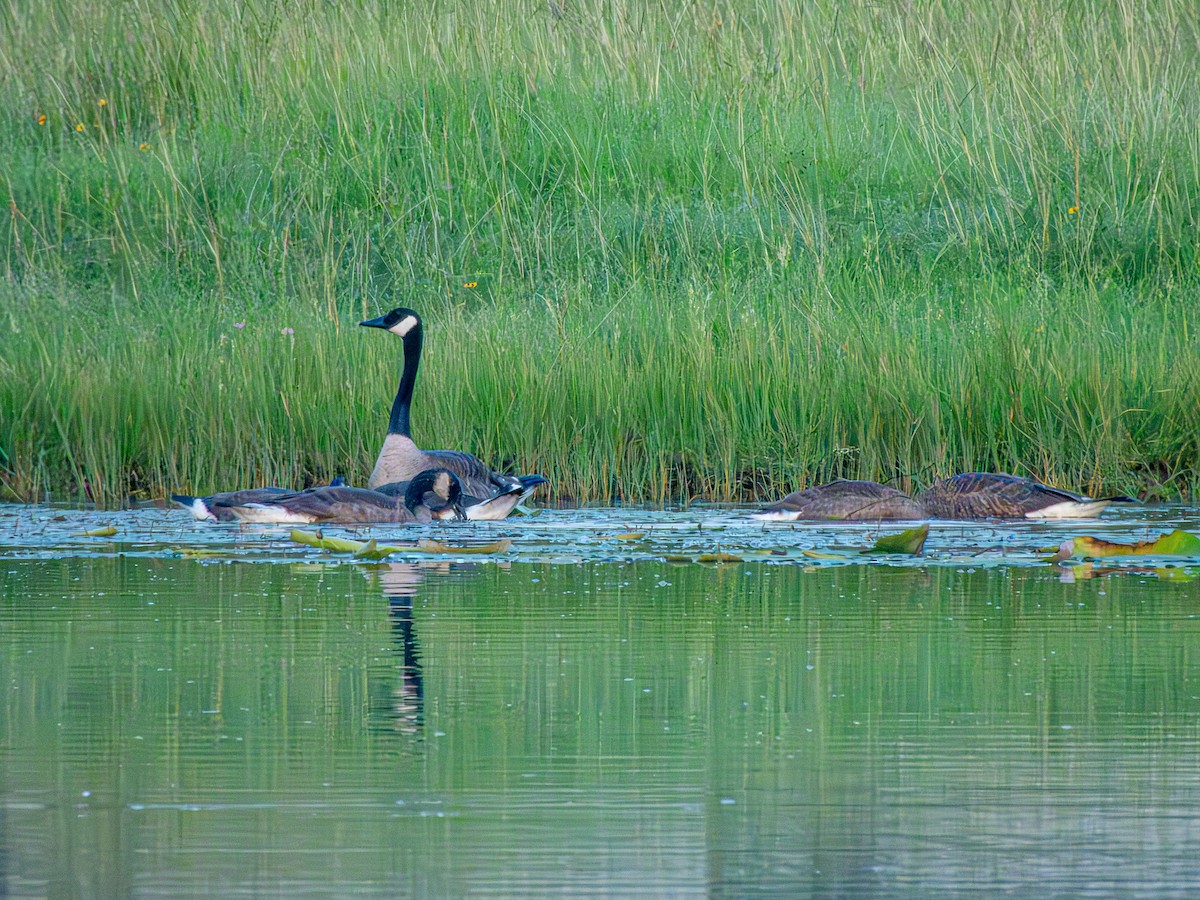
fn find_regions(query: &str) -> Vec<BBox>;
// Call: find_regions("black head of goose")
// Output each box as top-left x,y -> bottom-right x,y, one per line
359,306 -> 548,520
225,468 -> 464,524
753,479 -> 925,521
917,472 -> 1134,519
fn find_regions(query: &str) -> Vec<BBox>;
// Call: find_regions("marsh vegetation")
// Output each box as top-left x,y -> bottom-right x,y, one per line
2,0 -> 1198,505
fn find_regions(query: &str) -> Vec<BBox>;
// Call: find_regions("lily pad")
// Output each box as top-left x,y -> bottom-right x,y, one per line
173,547 -> 228,559
801,548 -> 850,561
289,530 -> 367,553
415,538 -> 513,555
74,525 -> 118,537
1056,529 -> 1200,561
872,525 -> 929,555
353,539 -> 409,560
695,552 -> 741,564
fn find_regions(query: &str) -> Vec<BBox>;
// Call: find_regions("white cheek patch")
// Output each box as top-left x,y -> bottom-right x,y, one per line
391,315 -> 419,336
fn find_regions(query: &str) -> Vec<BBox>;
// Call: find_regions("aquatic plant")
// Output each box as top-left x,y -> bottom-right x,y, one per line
1,0 -> 1197,505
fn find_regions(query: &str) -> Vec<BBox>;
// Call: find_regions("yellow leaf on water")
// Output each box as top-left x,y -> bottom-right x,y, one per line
872,524 -> 929,555
352,539 -> 409,560
1057,529 -> 1200,560
289,530 -> 368,554
695,552 -> 741,564
612,532 -> 645,541
75,525 -> 118,537
174,547 -> 226,558
801,549 -> 849,560
415,538 -> 512,555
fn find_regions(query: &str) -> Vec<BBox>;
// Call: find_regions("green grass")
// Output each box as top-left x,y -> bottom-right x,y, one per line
1,0 -> 1198,505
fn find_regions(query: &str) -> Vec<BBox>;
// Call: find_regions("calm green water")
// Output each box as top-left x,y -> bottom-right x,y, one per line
3,506 -> 1200,896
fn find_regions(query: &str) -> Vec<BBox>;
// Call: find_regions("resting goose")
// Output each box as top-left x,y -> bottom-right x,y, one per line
224,468 -> 464,525
173,477 -> 346,522
753,480 -> 925,521
917,472 -> 1131,519
360,307 -> 547,520
372,475 -> 538,521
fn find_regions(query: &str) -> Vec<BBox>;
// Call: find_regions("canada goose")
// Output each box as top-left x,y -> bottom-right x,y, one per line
373,474 -> 543,521
360,307 -> 548,520
753,480 -> 925,521
917,472 -> 1132,519
224,468 -> 464,525
173,477 -> 346,522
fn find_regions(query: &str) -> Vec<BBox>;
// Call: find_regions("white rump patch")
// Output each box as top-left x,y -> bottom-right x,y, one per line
749,510 -> 802,522
1025,500 -> 1110,519
230,504 -> 314,524
391,314 -> 419,336
188,499 -> 216,521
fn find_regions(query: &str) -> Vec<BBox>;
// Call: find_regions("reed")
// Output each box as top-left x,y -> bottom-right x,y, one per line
1,0 -> 1197,505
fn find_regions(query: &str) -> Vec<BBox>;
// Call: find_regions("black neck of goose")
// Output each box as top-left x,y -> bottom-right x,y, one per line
389,326 -> 422,437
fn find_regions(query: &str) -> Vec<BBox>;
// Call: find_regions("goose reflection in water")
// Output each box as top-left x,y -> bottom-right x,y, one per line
363,561 -> 503,739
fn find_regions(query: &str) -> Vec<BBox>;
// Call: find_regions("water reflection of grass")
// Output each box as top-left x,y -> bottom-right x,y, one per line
2,1 -> 1198,505
4,557 -> 1200,892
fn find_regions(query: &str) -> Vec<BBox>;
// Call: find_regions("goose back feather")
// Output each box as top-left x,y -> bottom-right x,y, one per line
754,480 -> 925,521
917,472 -> 1127,518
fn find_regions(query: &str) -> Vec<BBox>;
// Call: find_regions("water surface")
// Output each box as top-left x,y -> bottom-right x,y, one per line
3,504 -> 1200,896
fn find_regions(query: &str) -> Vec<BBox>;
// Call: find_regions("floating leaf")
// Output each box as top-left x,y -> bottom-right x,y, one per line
872,524 -> 929,555
74,525 -> 118,537
415,538 -> 512,555
353,538 -> 409,560
801,548 -> 850,560
174,547 -> 227,558
1057,529 -> 1200,560
612,532 -> 645,541
289,530 -> 369,554
695,552 -> 741,564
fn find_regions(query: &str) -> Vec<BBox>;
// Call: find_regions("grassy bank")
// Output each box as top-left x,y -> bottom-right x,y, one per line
2,0 -> 1198,505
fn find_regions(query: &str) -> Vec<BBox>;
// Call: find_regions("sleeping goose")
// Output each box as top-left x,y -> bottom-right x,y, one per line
224,467 -> 464,525
360,307 -> 548,520
372,475 -> 534,521
753,480 -> 925,521
917,472 -> 1131,519
173,477 -> 346,522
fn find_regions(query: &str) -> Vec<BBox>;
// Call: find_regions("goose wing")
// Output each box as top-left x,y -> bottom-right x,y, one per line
757,480 -> 923,520
919,472 -> 1091,518
232,487 -> 419,524
418,449 -> 526,497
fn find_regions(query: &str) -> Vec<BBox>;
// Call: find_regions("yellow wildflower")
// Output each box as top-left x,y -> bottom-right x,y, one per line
37,113 -> 46,125
1068,206 -> 1079,215
139,142 -> 150,151
75,123 -> 85,132
463,281 -> 478,288
98,98 -> 107,107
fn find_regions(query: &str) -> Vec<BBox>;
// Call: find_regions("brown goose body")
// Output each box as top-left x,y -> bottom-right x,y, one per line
172,478 -> 347,522
226,469 -> 463,525
361,307 -> 547,520
918,472 -> 1122,519
754,480 -> 925,521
